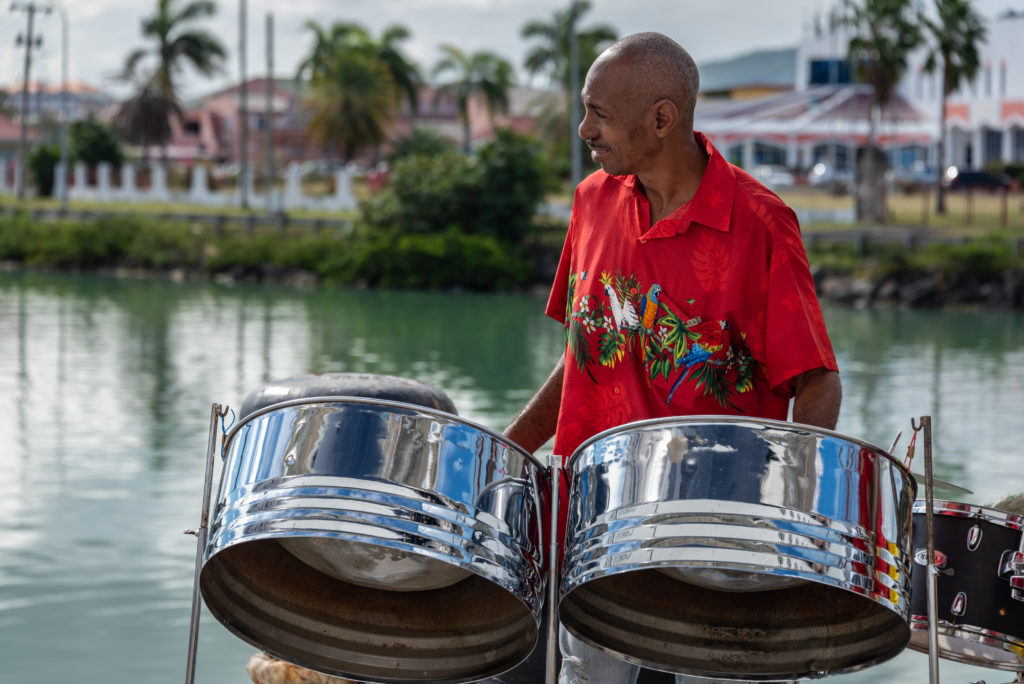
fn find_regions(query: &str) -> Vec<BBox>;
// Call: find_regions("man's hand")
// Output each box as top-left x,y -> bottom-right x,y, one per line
791,368 -> 842,430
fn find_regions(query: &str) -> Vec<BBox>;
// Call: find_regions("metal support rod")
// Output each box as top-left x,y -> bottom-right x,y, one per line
918,415 -> 940,684
185,403 -> 227,684
546,462 -> 561,684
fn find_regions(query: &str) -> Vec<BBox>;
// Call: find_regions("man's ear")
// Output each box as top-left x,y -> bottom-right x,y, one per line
651,99 -> 678,138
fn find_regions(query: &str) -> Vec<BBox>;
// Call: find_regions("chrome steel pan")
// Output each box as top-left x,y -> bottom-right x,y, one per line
909,500 -> 1024,670
560,416 -> 917,681
199,397 -> 549,683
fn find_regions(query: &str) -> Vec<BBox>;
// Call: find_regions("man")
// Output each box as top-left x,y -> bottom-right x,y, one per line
504,32 -> 841,684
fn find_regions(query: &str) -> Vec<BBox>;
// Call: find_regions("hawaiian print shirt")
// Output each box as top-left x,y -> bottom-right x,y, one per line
546,132 -> 838,461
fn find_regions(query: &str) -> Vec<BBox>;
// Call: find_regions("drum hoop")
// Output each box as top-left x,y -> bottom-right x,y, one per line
910,617 -> 1024,670
221,395 -> 545,470
567,414 -> 911,476
912,500 -> 1024,531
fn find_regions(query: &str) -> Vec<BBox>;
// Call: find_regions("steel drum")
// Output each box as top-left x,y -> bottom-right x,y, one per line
198,397 -> 549,683
559,416 -> 917,681
909,500 -> 1024,670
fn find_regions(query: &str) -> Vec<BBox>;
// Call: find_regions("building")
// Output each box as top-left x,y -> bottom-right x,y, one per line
1,81 -> 117,125
695,5 -> 1024,177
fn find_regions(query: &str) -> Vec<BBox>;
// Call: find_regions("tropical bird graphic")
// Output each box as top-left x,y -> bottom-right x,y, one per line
638,283 -> 662,360
603,282 -> 639,330
665,344 -> 714,403
665,321 -> 726,404
639,284 -> 662,329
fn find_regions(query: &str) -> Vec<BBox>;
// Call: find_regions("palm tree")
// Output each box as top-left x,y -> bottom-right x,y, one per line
298,21 -> 420,161
521,1 -> 616,178
114,0 -> 226,161
921,0 -> 986,215
840,0 -> 923,222
297,21 -> 420,114
521,1 -> 616,93
432,45 -> 515,154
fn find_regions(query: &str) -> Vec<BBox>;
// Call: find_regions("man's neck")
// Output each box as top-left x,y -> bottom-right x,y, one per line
636,135 -> 709,225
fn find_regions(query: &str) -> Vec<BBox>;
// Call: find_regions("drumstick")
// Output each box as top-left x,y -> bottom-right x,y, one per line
888,430 -> 902,455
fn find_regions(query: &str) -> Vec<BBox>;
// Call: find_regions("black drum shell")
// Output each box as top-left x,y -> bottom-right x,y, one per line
909,501 -> 1024,670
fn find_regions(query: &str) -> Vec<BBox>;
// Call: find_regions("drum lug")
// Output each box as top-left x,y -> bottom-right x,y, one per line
951,591 -> 968,616
1004,550 -> 1024,602
967,524 -> 983,551
914,548 -> 952,574
998,550 -> 1022,579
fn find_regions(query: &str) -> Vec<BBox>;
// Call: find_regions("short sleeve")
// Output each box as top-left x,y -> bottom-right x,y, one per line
545,211 -> 577,324
762,208 -> 838,394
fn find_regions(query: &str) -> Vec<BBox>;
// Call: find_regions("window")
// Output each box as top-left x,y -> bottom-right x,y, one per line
808,59 -> 853,86
984,65 -> 991,97
1001,62 -> 1007,97
753,142 -> 786,166
984,129 -> 1002,163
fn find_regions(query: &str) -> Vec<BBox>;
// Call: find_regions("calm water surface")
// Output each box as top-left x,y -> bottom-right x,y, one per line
1,271 -> 1022,684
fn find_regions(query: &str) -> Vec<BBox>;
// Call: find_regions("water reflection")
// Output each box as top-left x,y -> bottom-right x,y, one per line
0,271 -> 1020,684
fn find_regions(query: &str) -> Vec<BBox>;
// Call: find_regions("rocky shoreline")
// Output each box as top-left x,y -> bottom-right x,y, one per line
813,266 -> 1024,311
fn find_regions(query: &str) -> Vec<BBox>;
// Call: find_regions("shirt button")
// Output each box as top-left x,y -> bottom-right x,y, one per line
639,238 -> 647,244
614,387 -> 621,394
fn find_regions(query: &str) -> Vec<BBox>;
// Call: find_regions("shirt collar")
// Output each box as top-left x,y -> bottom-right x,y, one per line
622,131 -> 736,240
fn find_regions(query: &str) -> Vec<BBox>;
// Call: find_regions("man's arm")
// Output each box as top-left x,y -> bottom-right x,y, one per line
504,354 -> 565,453
791,367 -> 842,430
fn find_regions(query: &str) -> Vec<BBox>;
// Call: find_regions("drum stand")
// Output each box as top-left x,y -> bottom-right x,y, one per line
916,415 -> 942,684
546,462 -> 561,684
184,403 -> 228,684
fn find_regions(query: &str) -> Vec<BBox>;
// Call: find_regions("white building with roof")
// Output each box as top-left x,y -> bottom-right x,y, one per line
695,5 -> 1024,178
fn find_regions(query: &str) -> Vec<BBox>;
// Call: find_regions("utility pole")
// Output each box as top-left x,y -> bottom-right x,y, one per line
568,2 -> 581,191
10,2 -> 44,200
239,0 -> 249,209
265,12 -> 275,214
54,1 -> 69,213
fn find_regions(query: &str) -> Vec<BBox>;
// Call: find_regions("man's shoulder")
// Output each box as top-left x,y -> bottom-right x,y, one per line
729,165 -> 799,229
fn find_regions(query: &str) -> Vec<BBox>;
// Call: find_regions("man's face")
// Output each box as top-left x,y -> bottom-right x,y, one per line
578,57 -> 656,176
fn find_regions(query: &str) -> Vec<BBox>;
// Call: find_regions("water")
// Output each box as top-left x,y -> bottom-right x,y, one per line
1,271 -> 1022,684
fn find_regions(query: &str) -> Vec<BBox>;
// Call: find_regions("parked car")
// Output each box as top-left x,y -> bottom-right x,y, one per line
751,164 -> 795,190
945,168 -> 1012,191
808,162 -> 853,193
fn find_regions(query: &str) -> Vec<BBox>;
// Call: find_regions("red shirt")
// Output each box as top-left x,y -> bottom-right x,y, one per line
547,132 -> 838,460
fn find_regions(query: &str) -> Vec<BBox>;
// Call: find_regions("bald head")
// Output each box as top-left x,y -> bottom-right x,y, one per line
592,32 -> 700,131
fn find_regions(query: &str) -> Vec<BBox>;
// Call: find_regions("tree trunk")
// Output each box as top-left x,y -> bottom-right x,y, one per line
855,103 -> 886,223
936,70 -> 948,215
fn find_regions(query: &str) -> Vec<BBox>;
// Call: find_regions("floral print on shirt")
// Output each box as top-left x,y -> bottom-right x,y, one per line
565,267 -> 763,410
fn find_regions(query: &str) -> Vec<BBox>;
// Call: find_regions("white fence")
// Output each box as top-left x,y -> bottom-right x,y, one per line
0,161 -> 357,213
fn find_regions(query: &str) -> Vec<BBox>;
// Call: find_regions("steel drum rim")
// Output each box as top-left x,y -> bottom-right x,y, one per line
567,414 -> 914,480
223,394 -> 546,470
909,618 -> 1024,671
912,499 -> 1024,531
205,477 -> 541,599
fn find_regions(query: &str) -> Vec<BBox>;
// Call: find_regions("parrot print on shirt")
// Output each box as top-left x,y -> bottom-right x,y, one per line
567,268 -> 761,410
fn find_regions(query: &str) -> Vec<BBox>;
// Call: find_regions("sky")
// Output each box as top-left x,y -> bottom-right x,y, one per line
0,0 -> 1018,100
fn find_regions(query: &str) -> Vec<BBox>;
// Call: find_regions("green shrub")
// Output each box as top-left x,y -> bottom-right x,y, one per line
362,128 -> 550,244
326,227 -> 532,289
125,220 -> 197,268
28,144 -> 61,197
